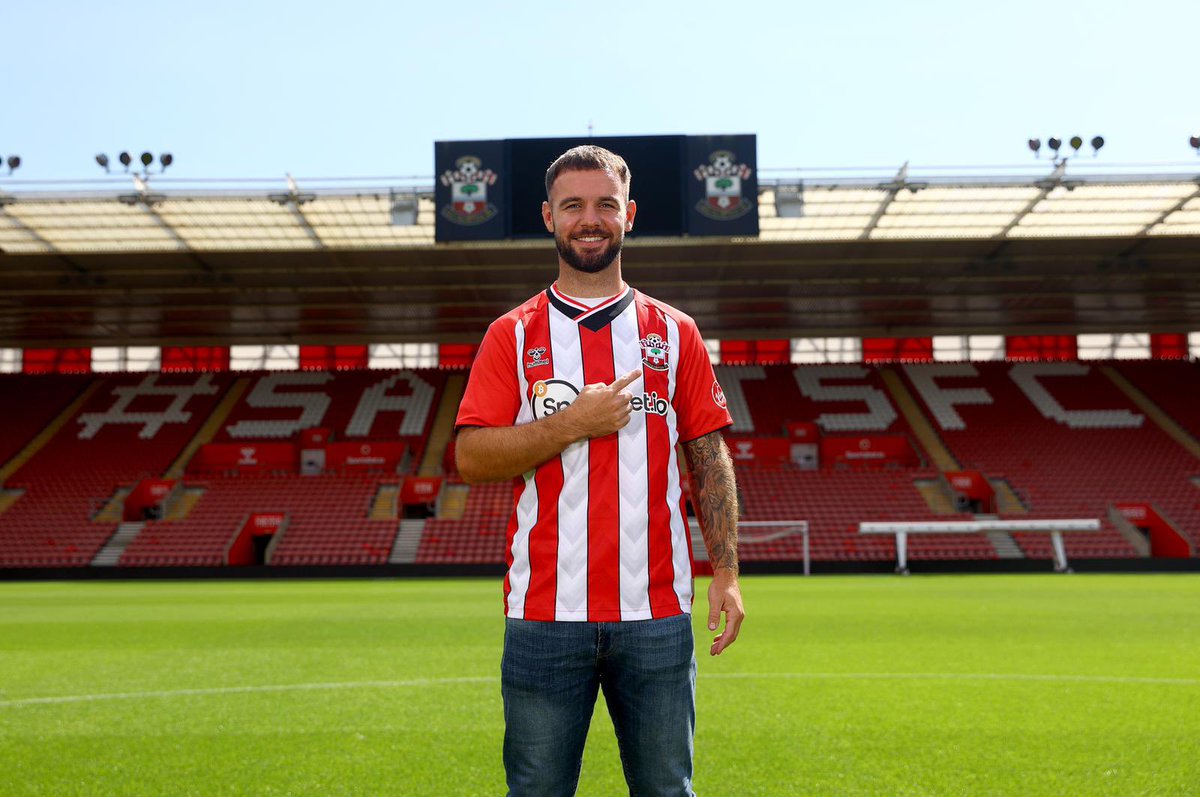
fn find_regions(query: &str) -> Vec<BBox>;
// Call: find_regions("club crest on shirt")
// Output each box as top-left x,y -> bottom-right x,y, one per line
525,346 -> 550,369
639,334 -> 671,372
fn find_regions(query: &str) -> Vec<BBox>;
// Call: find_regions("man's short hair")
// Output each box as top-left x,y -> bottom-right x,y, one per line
545,145 -> 631,201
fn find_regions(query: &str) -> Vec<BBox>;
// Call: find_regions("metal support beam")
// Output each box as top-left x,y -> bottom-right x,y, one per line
995,160 -> 1067,240
860,162 -> 910,241
270,174 -> 325,250
1135,180 -> 1200,238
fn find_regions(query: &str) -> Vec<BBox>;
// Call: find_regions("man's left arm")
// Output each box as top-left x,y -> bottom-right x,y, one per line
684,430 -> 744,656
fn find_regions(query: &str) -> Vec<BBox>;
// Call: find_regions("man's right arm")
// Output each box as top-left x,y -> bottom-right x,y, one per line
456,369 -> 642,484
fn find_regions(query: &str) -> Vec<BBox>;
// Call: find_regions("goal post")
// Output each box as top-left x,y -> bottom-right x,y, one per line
858,519 -> 1102,573
693,519 -> 811,575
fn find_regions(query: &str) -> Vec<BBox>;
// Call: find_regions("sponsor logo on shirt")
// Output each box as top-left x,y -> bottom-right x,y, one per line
531,379 -> 579,419
525,346 -> 550,369
531,379 -> 669,420
639,334 -> 670,372
712,380 -> 727,409
630,391 -> 669,417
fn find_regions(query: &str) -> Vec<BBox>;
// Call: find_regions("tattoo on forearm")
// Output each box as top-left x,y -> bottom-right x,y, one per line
686,432 -> 739,574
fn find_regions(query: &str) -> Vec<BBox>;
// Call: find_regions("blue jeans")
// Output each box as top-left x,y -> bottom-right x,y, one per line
501,614 -> 697,797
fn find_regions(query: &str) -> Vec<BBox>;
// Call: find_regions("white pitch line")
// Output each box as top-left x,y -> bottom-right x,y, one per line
703,672 -> 1200,686
0,677 -> 495,708
0,671 -> 1194,709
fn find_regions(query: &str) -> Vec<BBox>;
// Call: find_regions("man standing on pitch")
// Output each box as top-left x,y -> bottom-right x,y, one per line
455,145 -> 743,796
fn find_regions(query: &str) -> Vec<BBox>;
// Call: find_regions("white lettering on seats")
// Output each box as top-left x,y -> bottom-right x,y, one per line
78,374 -> 219,439
903,364 -> 993,430
225,372 -> 333,439
793,365 -> 897,432
1008,362 -> 1144,429
345,371 -> 434,437
712,366 -> 764,432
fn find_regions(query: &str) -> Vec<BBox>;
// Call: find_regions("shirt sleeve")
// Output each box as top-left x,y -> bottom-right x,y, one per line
455,318 -> 522,431
673,316 -> 732,442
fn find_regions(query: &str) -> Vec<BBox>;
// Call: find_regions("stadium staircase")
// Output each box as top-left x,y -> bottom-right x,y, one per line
436,484 -> 469,520
914,478 -> 957,514
370,485 -> 400,520
164,488 -> 205,521
0,375 -> 98,480
418,374 -> 464,476
983,529 -> 1025,559
389,519 -> 425,563
163,377 -> 250,478
1107,507 -> 1152,556
92,522 -> 145,566
878,368 -> 961,471
1105,364 -> 1200,460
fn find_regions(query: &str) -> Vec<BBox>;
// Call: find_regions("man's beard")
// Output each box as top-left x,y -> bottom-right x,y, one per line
555,230 -> 623,274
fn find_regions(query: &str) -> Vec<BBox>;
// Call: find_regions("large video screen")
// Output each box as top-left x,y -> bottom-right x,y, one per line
434,134 -> 757,243
506,136 -> 686,239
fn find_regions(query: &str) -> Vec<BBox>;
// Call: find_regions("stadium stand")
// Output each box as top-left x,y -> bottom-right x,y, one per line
898,361 -> 1200,558
0,358 -> 1196,570
416,481 -> 511,564
0,374 -> 92,467
720,364 -> 990,562
0,370 -> 448,568
1115,360 -> 1200,444
0,373 -> 232,566
118,474 -> 396,566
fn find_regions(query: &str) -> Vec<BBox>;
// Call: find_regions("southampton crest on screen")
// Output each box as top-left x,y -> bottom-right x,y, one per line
693,150 -> 753,221
439,155 -> 498,225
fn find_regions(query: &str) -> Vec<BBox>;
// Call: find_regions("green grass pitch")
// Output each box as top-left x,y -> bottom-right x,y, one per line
1,574 -> 1197,795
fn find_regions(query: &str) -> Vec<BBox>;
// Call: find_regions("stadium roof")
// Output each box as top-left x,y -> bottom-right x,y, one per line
1,166 -> 1198,347
2,170 -> 1199,253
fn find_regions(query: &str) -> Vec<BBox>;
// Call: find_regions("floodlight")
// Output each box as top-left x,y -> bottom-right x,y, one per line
775,182 -> 805,217
390,190 -> 419,225
1069,136 -> 1083,153
1048,137 -> 1062,153
118,151 -> 132,169
1091,136 -> 1105,154
1028,138 -> 1041,156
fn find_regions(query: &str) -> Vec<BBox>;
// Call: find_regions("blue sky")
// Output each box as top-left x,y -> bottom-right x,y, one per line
3,0 -> 1198,183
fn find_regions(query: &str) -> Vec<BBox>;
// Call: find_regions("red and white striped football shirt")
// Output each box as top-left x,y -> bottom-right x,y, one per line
456,284 -> 732,622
